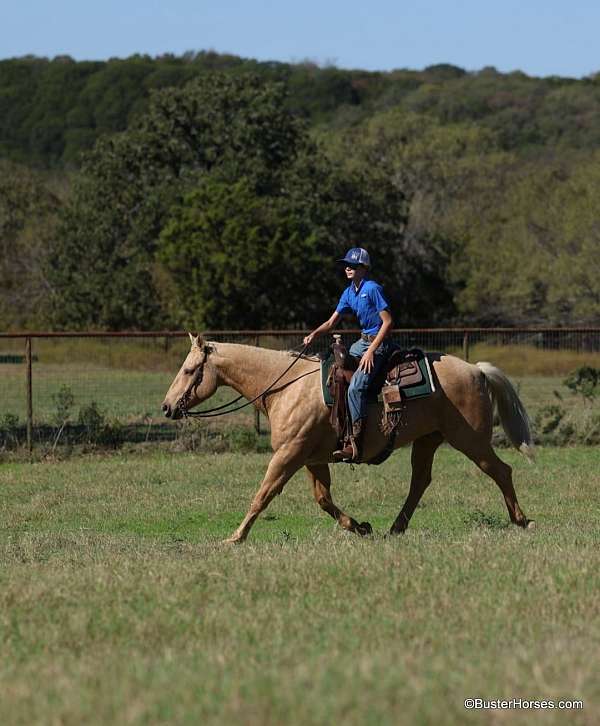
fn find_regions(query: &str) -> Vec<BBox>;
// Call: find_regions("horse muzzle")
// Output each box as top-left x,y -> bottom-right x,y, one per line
162,402 -> 183,420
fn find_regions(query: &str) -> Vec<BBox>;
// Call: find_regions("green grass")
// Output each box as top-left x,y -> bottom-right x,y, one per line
0,447 -> 598,724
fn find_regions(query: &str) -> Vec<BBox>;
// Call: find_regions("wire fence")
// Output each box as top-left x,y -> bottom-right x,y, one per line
1,328 -> 600,454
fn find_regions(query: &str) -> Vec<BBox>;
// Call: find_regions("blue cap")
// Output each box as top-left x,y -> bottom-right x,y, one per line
338,247 -> 371,267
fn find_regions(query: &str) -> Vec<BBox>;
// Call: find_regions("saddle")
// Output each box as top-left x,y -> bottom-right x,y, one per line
327,336 -> 357,452
325,337 -> 435,463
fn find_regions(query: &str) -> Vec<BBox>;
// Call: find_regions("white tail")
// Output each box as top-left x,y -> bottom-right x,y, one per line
476,362 -> 535,459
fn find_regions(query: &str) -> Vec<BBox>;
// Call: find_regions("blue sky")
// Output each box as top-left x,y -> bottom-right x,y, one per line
2,0 -> 599,78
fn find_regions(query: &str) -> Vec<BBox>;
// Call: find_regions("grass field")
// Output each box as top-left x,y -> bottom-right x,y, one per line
1,447 -> 598,724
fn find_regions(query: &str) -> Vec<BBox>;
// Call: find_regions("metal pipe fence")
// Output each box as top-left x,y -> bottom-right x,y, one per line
1,328 -> 600,455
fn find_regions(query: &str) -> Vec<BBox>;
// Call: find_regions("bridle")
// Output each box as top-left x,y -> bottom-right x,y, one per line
175,344 -> 218,417
175,343 -> 314,419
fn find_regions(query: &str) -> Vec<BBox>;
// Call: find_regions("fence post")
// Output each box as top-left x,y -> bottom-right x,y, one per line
25,336 -> 33,459
254,334 -> 261,435
462,331 -> 470,362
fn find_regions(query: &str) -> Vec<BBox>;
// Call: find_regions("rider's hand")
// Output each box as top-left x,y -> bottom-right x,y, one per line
358,349 -> 375,373
303,333 -> 314,346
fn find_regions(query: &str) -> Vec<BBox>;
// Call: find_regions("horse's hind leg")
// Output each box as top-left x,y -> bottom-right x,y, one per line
306,464 -> 372,536
448,433 -> 532,528
477,447 -> 532,528
389,432 -> 443,535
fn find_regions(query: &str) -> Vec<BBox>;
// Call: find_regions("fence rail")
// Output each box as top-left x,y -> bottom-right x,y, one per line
2,328 -> 600,456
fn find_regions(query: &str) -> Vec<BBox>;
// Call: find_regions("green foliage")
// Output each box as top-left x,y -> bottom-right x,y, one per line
227,425 -> 267,452
0,160 -> 61,329
50,71 -> 412,330
36,399 -> 122,453
532,404 -> 600,446
449,152 -> 600,325
0,413 -> 20,449
323,110 -> 502,323
5,53 -> 600,329
173,422 -> 271,453
534,404 -> 566,435
66,401 -> 125,448
462,509 -> 509,530
48,73 -> 313,330
285,65 -> 361,121
51,384 -> 75,426
0,56 -> 102,166
139,72 -> 306,188
158,178 -> 321,328
563,366 -> 600,401
157,154 -> 410,328
48,130 -> 174,329
530,371 -> 600,444
78,401 -> 105,439
6,54 -> 600,169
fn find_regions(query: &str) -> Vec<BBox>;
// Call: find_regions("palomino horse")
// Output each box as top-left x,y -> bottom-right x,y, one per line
162,334 -> 535,543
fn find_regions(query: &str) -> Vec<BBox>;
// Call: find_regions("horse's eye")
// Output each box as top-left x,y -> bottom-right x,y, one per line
184,366 -> 196,376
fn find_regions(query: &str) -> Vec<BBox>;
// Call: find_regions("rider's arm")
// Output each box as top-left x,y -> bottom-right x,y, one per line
370,309 -> 393,349
303,311 -> 341,346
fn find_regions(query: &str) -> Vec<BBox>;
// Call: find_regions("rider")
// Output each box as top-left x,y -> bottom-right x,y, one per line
303,246 -> 394,462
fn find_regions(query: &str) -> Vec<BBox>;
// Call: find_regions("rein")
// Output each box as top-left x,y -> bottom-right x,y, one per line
179,344 -> 313,419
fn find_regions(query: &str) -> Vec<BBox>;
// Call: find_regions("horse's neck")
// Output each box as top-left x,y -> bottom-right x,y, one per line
211,343 -> 300,404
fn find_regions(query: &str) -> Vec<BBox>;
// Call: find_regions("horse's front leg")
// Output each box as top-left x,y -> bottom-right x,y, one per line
306,463 -> 372,536
224,444 -> 306,544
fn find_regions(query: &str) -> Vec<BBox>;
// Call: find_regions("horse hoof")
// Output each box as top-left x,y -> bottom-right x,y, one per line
222,536 -> 243,545
526,520 -> 536,531
357,521 -> 373,536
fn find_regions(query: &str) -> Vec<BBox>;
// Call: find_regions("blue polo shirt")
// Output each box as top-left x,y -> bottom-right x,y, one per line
335,279 -> 390,335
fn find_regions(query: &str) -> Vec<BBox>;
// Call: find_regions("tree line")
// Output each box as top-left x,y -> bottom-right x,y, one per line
1,53 -> 599,331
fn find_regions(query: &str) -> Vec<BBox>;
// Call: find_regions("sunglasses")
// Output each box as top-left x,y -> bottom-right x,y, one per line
345,264 -> 360,270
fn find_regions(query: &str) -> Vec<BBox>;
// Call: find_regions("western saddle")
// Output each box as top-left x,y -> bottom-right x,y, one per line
327,335 -> 425,463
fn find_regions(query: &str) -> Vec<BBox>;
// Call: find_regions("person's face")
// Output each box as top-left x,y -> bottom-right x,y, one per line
344,263 -> 367,283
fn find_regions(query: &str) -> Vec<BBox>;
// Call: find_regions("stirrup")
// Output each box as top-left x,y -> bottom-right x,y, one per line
333,438 -> 359,463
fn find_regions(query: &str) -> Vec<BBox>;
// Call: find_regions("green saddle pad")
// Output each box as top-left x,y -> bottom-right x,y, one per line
392,351 -> 436,400
321,352 -> 334,407
320,348 -> 435,407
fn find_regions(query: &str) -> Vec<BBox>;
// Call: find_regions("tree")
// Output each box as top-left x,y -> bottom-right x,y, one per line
451,153 -> 600,325
47,74 -> 325,329
156,148 -> 410,329
157,178 -> 322,328
0,161 -> 61,328
322,110 -> 507,323
48,129 -> 174,329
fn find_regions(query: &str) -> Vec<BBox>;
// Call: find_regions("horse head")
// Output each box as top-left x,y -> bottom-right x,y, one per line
162,333 -> 218,419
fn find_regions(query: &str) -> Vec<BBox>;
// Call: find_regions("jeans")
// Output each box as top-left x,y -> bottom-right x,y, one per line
347,338 -> 393,423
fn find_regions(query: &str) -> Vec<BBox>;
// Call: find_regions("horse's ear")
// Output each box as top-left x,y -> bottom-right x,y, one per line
188,332 -> 204,348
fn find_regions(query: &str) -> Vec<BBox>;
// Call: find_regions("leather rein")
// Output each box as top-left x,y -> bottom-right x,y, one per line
176,343 -> 313,419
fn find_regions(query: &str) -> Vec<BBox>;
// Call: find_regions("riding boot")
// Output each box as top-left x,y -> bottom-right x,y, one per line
333,419 -> 365,463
